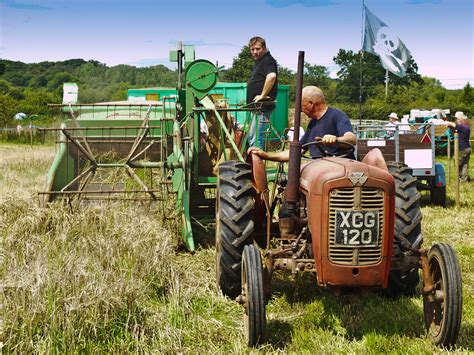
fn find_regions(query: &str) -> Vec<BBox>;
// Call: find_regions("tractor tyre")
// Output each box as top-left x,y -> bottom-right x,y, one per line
423,243 -> 462,347
242,244 -> 266,347
430,186 -> 447,207
216,160 -> 255,299
387,162 -> 422,297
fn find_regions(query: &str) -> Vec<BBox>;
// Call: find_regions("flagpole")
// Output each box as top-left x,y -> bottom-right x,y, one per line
359,0 -> 365,124
385,69 -> 389,98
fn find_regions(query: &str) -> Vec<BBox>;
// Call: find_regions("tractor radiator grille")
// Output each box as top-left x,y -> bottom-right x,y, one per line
328,187 -> 384,266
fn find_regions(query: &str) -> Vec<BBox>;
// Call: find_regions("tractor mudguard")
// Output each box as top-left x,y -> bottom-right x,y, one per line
434,162 -> 446,188
247,153 -> 268,194
247,153 -> 269,243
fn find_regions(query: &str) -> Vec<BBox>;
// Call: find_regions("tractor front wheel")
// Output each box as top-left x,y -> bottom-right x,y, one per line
242,244 -> 266,347
423,243 -> 462,347
216,161 -> 255,299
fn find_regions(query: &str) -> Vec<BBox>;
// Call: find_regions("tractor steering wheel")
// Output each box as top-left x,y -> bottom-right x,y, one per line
302,139 -> 355,159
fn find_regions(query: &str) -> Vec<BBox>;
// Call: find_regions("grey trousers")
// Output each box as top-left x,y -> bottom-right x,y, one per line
459,147 -> 471,181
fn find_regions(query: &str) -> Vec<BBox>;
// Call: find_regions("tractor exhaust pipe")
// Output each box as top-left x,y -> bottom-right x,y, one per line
285,51 -> 304,216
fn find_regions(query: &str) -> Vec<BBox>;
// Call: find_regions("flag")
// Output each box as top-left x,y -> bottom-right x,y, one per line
362,5 -> 411,77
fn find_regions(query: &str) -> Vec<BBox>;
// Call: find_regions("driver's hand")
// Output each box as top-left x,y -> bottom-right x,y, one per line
253,94 -> 264,102
247,146 -> 264,157
320,134 -> 337,144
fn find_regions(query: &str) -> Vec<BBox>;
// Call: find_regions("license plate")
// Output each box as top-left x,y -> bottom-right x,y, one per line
335,210 -> 379,247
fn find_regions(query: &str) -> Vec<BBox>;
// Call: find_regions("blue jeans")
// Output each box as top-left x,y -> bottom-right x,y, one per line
249,109 -> 273,149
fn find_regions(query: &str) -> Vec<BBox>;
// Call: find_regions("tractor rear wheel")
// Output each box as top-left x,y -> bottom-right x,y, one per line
216,161 -> 255,299
387,162 -> 422,297
242,244 -> 266,347
423,243 -> 462,347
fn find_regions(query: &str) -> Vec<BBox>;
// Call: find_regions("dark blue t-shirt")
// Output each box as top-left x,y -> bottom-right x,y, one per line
455,123 -> 471,150
300,107 -> 353,157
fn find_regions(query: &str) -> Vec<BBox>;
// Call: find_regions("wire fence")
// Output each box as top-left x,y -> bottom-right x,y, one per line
0,125 -> 55,145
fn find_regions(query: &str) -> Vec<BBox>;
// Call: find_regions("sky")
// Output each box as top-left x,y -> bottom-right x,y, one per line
0,0 -> 472,89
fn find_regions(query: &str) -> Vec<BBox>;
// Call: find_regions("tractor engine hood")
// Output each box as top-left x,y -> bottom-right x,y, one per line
299,157 -> 394,195
298,157 -> 396,288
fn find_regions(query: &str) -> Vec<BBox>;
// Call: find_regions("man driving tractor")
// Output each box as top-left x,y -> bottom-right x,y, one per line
248,85 -> 356,160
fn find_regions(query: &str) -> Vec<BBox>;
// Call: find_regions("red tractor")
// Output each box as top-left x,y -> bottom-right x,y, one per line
215,52 -> 462,347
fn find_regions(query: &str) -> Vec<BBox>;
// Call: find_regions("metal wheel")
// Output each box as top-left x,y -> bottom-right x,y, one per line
423,243 -> 462,347
242,244 -> 266,347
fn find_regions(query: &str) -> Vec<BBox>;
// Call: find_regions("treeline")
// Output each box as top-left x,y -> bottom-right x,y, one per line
0,49 -> 472,126
225,46 -> 473,121
0,59 -> 177,126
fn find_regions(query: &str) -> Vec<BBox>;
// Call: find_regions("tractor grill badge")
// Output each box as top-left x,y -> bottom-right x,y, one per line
348,172 -> 368,186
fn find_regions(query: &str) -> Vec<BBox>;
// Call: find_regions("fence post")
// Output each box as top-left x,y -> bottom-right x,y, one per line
454,132 -> 459,208
447,136 -> 451,182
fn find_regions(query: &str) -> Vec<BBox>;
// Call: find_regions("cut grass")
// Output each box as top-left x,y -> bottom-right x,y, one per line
1,143 -> 473,352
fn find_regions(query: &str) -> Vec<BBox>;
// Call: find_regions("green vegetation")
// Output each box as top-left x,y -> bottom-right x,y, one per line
223,46 -> 473,121
1,48 -> 472,128
0,59 -> 177,126
1,144 -> 473,352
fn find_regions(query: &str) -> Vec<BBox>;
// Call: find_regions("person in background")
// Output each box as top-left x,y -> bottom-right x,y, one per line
287,126 -> 305,142
386,112 -> 399,127
384,112 -> 399,137
246,36 -> 278,149
248,85 -> 355,161
445,111 -> 471,182
399,114 -> 411,134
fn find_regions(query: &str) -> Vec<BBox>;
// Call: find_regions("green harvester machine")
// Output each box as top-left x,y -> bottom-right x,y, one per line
41,44 -> 288,251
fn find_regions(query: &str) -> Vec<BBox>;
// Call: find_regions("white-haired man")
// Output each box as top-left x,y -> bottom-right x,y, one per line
248,85 -> 356,161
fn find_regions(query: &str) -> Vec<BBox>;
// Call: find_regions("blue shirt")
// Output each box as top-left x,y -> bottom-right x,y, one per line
455,123 -> 471,150
300,107 -> 354,157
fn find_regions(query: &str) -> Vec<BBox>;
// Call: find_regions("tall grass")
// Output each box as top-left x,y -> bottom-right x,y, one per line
1,143 -> 473,352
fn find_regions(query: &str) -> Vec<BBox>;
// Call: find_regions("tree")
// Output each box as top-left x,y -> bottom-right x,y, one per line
304,63 -> 330,88
333,49 -> 385,103
0,93 -> 19,126
462,82 -> 473,105
223,46 -> 253,83
333,49 -> 423,104
47,71 -> 76,91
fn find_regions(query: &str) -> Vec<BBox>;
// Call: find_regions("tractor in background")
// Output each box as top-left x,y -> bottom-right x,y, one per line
355,123 -> 447,207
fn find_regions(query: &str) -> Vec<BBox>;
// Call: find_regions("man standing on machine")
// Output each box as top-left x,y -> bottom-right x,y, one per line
247,36 -> 278,149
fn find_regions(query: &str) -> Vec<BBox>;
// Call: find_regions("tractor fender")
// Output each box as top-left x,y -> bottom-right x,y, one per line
247,153 -> 269,242
434,162 -> 446,187
247,153 -> 268,194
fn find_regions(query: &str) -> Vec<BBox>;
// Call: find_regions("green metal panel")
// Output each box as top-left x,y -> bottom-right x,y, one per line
273,85 -> 289,138
127,88 -> 177,101
126,84 -> 288,139
209,83 -> 289,138
169,50 -> 178,62
185,60 -> 218,100
46,139 -> 75,196
183,45 -> 195,67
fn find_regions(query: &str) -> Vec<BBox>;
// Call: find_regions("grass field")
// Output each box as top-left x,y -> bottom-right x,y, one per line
1,143 -> 473,353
